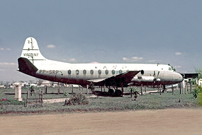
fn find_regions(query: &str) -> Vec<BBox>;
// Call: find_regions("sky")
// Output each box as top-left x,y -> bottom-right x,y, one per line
0,0 -> 202,82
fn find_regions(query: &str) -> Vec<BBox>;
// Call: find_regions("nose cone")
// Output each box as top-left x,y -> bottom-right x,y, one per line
177,72 -> 184,82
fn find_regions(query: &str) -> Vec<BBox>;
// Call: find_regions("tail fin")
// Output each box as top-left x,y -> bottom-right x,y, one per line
21,37 -> 46,64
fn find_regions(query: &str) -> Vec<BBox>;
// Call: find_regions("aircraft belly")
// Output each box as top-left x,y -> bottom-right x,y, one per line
35,73 -> 56,82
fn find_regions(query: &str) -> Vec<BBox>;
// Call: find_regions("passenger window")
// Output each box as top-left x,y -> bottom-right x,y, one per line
68,70 -> 71,75
112,70 -> 115,75
83,70 -> 86,75
76,70 -> 79,75
90,70 -> 94,75
119,70 -> 122,74
105,70 -> 109,75
98,70 -> 101,75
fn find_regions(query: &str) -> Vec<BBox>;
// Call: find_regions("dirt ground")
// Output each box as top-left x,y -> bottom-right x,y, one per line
0,109 -> 202,135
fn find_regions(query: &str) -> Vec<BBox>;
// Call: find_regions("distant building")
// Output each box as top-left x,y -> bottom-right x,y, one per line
0,85 -> 5,89
181,73 -> 199,88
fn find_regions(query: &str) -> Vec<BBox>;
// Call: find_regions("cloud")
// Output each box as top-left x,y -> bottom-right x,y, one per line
148,60 -> 156,63
0,48 -> 11,51
0,62 -> 17,66
175,66 -> 181,69
122,57 -> 128,61
47,45 -> 56,48
131,57 -> 143,61
90,62 -> 100,64
69,58 -> 76,62
63,58 -> 77,62
175,52 -> 181,55
123,56 -> 143,62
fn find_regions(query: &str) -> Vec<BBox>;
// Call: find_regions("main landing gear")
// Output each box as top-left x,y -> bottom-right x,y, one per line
162,85 -> 166,93
107,83 -> 124,97
108,88 -> 122,97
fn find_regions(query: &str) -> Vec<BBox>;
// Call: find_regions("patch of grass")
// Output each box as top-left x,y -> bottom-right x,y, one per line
0,87 -> 201,114
0,99 -> 24,105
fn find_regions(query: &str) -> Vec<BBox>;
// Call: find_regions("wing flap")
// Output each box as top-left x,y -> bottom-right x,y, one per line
87,78 -> 107,83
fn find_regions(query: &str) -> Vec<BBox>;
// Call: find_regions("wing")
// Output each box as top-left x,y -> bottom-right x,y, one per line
88,70 -> 140,87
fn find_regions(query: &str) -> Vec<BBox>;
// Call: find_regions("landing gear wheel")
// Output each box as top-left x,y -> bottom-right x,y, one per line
108,89 -> 115,96
115,89 -> 122,96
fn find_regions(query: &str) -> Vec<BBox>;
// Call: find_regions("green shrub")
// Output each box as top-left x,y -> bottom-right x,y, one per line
64,92 -> 69,96
193,85 -> 202,98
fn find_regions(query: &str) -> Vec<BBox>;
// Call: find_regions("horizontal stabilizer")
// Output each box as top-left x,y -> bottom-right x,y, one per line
18,57 -> 38,74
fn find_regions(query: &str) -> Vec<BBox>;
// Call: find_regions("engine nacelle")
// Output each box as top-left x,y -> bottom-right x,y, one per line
132,76 -> 155,82
132,76 -> 161,82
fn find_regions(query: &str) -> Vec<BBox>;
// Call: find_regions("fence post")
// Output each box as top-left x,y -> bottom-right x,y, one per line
27,91 -> 29,99
41,90 -> 43,107
190,82 -> 192,93
172,85 -> 174,95
58,83 -> 60,95
24,91 -> 29,107
140,84 -> 143,96
72,85 -> 74,94
159,85 -> 162,95
130,88 -> 132,98
45,85 -> 47,94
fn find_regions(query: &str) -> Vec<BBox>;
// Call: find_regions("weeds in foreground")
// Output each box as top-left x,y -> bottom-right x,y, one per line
63,92 -> 69,96
64,93 -> 89,106
0,88 -> 201,114
192,84 -> 202,105
193,85 -> 202,98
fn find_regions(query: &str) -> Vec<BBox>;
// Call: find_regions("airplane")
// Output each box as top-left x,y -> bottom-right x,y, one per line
18,37 -> 183,96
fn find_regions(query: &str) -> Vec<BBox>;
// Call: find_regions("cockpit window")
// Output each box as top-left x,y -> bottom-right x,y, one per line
168,66 -> 176,71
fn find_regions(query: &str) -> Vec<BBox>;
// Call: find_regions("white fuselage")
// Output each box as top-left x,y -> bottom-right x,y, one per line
32,59 -> 183,86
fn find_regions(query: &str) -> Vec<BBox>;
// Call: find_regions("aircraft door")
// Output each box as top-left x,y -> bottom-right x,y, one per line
55,70 -> 64,80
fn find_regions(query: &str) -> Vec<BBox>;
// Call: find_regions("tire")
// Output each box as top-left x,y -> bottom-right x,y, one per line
115,89 -> 122,96
108,89 -> 115,96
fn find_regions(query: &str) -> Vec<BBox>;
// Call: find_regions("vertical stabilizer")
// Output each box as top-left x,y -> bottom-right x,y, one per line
21,37 -> 46,64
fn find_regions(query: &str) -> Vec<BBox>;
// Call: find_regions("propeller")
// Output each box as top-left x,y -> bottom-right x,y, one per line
153,71 -> 161,83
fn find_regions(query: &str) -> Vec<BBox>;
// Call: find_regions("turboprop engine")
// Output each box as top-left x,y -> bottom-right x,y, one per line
131,76 -> 161,84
